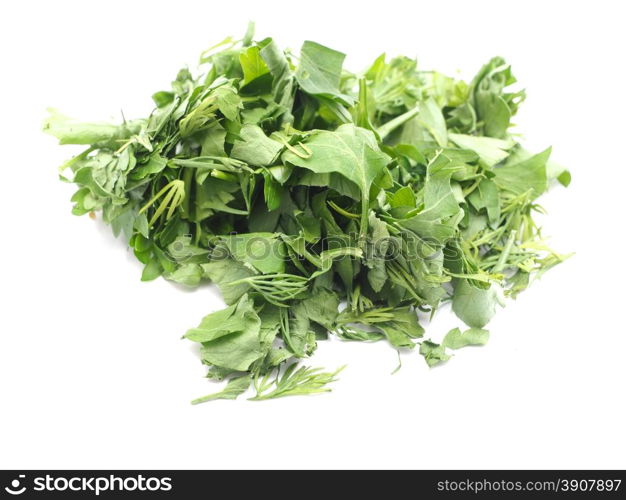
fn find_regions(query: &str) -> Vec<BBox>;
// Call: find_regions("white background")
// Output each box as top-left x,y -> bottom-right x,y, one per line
1,0 -> 625,469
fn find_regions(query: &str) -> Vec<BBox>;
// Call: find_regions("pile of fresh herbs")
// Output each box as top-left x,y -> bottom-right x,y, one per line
45,25 -> 570,402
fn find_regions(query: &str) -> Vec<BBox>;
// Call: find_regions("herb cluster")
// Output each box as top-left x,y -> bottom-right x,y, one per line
45,25 -> 570,402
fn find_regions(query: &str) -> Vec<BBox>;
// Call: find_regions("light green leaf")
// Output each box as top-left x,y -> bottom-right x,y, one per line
43,109 -> 143,145
191,375 -> 250,404
377,308 -> 424,348
201,257 -> 254,305
365,212 -> 390,292
293,288 -> 339,330
186,295 -> 263,371
418,152 -> 463,222
448,133 -> 515,167
184,295 -> 256,343
282,124 -> 389,236
295,41 -> 353,105
239,46 -> 270,85
260,39 -> 295,120
494,147 -> 551,197
468,178 -> 500,227
166,263 -> 203,287
452,279 -> 501,328
222,232 -> 286,274
231,124 -> 284,166
418,97 -> 448,147
442,327 -> 490,349
132,154 -> 167,180
213,86 -> 242,121
419,340 -> 451,367
389,186 -> 416,208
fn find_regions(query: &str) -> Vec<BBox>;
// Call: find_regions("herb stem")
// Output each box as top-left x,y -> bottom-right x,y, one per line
377,105 -> 420,139
494,230 -> 518,272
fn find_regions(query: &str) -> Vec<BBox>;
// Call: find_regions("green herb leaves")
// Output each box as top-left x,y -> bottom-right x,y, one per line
185,294 -> 263,371
283,124 -> 389,237
452,280 -> 502,329
47,24 -> 569,402
295,41 -> 353,105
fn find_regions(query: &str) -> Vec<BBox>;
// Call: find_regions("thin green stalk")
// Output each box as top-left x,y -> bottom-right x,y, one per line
377,105 -> 420,139
494,230 -> 518,272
